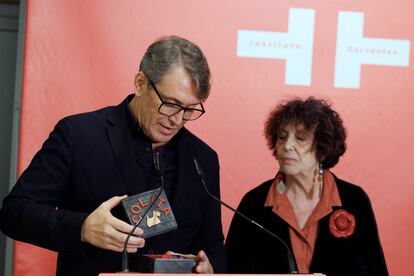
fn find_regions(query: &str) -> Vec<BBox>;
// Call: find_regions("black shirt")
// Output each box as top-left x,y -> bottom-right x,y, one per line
123,96 -> 178,204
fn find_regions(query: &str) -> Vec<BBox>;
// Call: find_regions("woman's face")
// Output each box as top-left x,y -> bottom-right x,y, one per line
275,123 -> 319,178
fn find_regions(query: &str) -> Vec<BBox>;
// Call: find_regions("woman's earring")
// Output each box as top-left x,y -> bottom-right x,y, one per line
318,163 -> 323,183
277,173 -> 286,194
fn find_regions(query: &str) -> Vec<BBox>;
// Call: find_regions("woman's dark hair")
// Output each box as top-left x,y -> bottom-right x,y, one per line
264,97 -> 347,169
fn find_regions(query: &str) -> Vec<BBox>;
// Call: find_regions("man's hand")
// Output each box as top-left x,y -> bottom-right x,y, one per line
165,250 -> 213,273
195,250 -> 213,274
81,195 -> 145,252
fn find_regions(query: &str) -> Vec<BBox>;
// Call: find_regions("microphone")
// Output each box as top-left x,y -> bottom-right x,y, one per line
193,158 -> 298,274
121,151 -> 164,272
153,150 -> 164,176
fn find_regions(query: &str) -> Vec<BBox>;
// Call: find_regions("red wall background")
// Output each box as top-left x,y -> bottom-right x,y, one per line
14,0 -> 414,275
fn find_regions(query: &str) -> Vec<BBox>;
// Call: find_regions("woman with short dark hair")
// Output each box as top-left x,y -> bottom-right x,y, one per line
226,97 -> 388,276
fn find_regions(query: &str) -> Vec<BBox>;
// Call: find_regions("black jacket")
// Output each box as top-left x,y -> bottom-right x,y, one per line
0,96 -> 227,275
225,175 -> 388,276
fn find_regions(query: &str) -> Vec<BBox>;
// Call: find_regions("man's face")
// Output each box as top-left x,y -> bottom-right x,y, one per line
132,67 -> 201,148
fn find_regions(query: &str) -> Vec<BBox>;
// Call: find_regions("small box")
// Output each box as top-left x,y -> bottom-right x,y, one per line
139,254 -> 196,273
121,188 -> 177,238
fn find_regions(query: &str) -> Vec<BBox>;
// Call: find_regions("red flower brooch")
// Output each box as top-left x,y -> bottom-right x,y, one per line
329,209 -> 356,238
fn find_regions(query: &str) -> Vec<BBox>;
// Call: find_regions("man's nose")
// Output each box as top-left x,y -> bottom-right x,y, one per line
169,110 -> 185,125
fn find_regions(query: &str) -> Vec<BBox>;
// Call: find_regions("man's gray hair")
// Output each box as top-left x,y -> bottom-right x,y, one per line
139,35 -> 211,100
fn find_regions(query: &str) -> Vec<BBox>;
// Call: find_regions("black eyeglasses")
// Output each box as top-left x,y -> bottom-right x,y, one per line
148,80 -> 205,121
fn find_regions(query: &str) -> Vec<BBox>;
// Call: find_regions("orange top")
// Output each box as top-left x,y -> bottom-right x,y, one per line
265,171 -> 342,273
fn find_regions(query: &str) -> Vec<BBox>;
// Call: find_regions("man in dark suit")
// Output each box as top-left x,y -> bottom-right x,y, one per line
0,36 -> 226,275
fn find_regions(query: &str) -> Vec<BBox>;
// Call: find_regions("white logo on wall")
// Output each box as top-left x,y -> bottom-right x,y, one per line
335,11 -> 410,88
237,8 -> 411,89
237,8 -> 315,86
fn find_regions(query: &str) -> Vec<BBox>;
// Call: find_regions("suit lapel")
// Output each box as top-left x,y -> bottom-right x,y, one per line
253,182 -> 296,271
255,181 -> 293,249
262,206 -> 293,249
170,129 -> 194,206
105,98 -> 143,194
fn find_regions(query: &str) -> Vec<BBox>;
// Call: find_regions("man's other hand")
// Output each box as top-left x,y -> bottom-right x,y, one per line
81,195 -> 145,252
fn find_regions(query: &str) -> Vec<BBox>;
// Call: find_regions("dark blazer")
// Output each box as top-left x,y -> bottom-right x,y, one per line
0,96 -> 226,275
225,175 -> 388,276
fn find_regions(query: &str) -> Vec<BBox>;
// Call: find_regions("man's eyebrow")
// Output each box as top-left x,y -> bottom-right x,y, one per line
163,96 -> 200,107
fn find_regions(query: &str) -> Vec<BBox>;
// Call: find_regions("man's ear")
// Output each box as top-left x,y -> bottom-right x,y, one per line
134,71 -> 148,97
